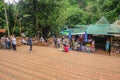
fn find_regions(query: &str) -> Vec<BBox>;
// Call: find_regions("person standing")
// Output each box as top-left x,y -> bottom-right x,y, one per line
1,35 -> 6,49
6,36 -> 11,49
105,38 -> 111,55
57,37 -> 61,48
28,37 -> 32,51
91,39 -> 95,52
53,36 -> 57,48
12,35 -> 17,51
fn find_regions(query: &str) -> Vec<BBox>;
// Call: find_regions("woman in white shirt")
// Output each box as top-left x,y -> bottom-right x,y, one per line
12,35 -> 17,51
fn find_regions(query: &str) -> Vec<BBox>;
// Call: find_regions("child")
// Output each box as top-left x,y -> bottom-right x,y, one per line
63,44 -> 69,52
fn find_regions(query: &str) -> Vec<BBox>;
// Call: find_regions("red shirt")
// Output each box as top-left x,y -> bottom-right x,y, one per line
64,46 -> 69,52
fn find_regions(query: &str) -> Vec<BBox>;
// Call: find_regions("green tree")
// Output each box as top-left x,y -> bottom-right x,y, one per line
0,0 -> 5,28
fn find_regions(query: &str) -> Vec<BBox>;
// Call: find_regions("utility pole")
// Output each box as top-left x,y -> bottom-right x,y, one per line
4,2 -> 10,36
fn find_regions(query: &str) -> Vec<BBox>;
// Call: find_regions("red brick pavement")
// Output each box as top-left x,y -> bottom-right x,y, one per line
0,46 -> 120,80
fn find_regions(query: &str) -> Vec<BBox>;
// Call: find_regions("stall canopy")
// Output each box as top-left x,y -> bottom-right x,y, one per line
60,25 -> 87,35
108,20 -> 120,36
87,16 -> 111,35
0,29 -> 6,33
87,24 -> 110,35
60,29 -> 70,35
60,16 -> 120,36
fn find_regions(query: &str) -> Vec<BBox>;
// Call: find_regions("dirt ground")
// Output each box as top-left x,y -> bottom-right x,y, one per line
0,45 -> 120,80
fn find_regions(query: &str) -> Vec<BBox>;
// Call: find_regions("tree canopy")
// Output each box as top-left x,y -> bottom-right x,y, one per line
0,0 -> 120,37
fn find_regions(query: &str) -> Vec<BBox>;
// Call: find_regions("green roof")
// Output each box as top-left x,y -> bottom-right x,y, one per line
87,24 -> 111,35
87,16 -> 111,35
108,20 -> 120,35
60,26 -> 87,35
108,28 -> 120,34
96,16 -> 110,24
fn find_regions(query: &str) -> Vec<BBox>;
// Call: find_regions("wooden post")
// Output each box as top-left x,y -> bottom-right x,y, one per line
110,36 -> 113,45
110,36 -> 113,54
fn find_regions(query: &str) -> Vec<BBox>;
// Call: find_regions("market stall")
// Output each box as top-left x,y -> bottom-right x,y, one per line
108,20 -> 120,54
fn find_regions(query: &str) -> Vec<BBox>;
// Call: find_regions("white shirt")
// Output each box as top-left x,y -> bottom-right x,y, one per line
92,40 -> 95,44
6,38 -> 10,42
40,37 -> 44,42
57,38 -> 61,44
12,38 -> 16,45
22,39 -> 27,43
21,33 -> 25,37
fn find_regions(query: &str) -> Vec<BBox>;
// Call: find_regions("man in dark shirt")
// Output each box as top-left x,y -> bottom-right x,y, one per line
28,37 -> 32,51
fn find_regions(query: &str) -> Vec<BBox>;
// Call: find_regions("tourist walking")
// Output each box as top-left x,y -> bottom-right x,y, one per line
27,37 -> 32,51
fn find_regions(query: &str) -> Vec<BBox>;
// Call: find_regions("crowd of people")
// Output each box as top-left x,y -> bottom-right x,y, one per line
0,34 -> 113,55
53,35 -> 95,53
0,35 -> 33,51
1,35 -> 17,51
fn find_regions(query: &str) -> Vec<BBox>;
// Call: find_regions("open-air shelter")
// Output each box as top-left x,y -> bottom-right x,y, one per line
108,20 -> 120,53
108,20 -> 120,36
87,16 -> 111,35
60,25 -> 87,35
86,16 -> 111,50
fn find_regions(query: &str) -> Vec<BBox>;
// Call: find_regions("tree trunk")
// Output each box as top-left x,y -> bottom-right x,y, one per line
4,3 -> 10,36
33,0 -> 39,38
